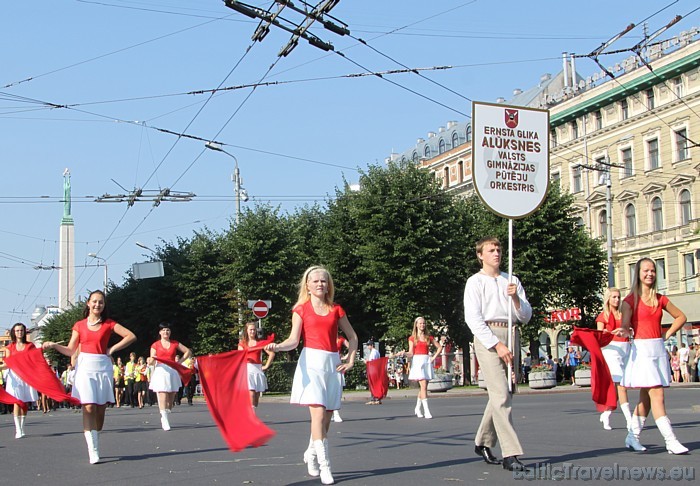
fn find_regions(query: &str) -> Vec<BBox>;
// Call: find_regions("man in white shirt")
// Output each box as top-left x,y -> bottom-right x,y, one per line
464,237 -> 532,472
679,343 -> 690,383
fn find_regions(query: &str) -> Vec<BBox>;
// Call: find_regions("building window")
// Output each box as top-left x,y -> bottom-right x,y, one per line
594,110 -> 602,130
551,171 -> 561,185
651,197 -> 663,231
647,138 -> 659,170
625,204 -> 636,237
466,125 -> 472,142
550,128 -> 557,147
621,148 -> 633,178
438,138 -> 446,155
680,189 -> 692,225
673,77 -> 684,98
443,166 -> 449,187
646,88 -> 655,109
451,132 -> 459,149
571,121 -> 578,139
655,258 -> 667,291
572,165 -> 582,193
594,156 -> 606,185
575,216 -> 585,228
675,129 -> 688,161
412,151 -> 419,163
599,210 -> 607,238
684,253 -> 696,292
628,262 -> 636,287
457,160 -> 464,184
620,99 -> 629,120
424,145 -> 431,159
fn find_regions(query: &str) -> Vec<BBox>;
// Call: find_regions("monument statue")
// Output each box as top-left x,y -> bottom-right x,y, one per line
62,168 -> 73,223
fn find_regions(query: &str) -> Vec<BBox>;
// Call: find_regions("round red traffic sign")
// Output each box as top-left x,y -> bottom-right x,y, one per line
252,300 -> 269,319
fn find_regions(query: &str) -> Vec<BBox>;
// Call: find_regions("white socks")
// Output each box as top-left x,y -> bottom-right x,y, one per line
620,402 -> 632,430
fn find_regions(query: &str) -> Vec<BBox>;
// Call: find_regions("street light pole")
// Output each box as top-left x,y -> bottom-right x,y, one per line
88,253 -> 108,294
605,168 -> 615,287
205,142 -> 246,328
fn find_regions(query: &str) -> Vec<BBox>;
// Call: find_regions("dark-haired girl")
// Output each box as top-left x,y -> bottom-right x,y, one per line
3,323 -> 38,438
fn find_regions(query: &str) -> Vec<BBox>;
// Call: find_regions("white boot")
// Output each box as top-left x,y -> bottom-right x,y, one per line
332,410 -> 343,423
625,414 -> 647,451
620,402 -> 632,430
656,416 -> 689,455
600,410 -> 612,430
414,397 -> 423,418
314,439 -> 334,485
160,409 -> 171,431
19,415 -> 26,437
91,430 -> 100,461
84,430 -> 100,464
303,436 -> 320,477
13,416 -> 22,439
421,399 -> 432,419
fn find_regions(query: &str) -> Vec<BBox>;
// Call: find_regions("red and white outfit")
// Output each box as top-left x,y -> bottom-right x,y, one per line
149,340 -> 182,393
408,336 -> 436,381
595,312 -> 630,383
240,341 -> 268,393
5,343 -> 39,403
72,318 -> 116,405
620,294 -> 671,388
290,301 -> 343,410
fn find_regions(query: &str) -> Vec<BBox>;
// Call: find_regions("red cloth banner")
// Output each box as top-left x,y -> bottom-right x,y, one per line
4,347 -> 81,406
0,386 -> 27,412
570,327 -> 616,412
152,357 -> 194,387
366,357 -> 389,400
197,335 -> 276,453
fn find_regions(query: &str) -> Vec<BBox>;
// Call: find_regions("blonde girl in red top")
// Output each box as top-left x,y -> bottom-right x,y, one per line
148,322 -> 191,431
238,322 -> 275,412
43,290 -> 136,464
2,323 -> 39,438
595,287 -> 631,431
405,316 -> 443,419
614,258 -> 688,454
266,266 -> 358,485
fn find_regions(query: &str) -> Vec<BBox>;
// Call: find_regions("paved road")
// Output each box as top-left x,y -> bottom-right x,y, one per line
1,385 -> 698,485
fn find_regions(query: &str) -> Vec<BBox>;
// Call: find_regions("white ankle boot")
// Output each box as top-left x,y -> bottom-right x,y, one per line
625,414 -> 647,451
313,439 -> 334,485
600,410 -> 612,430
421,399 -> 432,419
656,416 -> 689,455
303,436 -> 320,477
160,409 -> 171,431
332,410 -> 342,423
414,397 -> 423,418
14,416 -> 22,439
84,430 -> 100,464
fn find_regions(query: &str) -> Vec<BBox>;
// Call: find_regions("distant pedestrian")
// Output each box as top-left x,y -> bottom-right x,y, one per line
365,341 -> 382,405
404,317 -> 443,418
266,266 -> 358,485
238,322 -> 275,413
42,290 -> 136,464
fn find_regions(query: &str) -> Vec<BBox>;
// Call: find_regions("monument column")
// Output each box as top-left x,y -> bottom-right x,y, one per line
58,168 -> 75,309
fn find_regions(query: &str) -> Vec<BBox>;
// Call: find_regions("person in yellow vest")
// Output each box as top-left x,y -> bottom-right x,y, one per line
124,352 -> 137,408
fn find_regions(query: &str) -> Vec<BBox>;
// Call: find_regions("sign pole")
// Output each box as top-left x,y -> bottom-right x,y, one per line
507,218 -> 514,393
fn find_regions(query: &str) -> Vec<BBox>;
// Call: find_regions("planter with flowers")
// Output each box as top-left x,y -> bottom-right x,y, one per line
528,364 -> 557,389
428,368 -> 454,392
574,363 -> 592,387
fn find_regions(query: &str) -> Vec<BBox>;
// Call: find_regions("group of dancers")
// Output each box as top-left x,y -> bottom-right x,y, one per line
1,246 -> 691,484
594,257 -> 689,454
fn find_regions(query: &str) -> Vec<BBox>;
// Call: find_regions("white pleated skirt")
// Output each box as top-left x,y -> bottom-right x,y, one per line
601,341 -> 630,383
620,338 -> 671,388
408,354 -> 434,381
72,353 -> 115,405
290,348 -> 342,411
5,369 -> 39,402
149,362 -> 182,393
247,363 -> 268,392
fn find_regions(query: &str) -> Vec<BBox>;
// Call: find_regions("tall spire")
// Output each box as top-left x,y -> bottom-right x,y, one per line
61,168 -> 74,225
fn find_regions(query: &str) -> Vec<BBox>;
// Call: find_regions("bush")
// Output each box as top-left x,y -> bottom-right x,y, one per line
344,361 -> 367,389
265,361 -> 296,393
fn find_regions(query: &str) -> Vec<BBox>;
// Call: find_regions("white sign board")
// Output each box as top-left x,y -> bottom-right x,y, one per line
472,101 -> 550,219
132,261 -> 165,280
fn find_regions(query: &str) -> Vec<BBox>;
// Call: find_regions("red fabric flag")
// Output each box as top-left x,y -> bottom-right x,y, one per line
197,335 -> 276,453
0,386 -> 27,412
366,357 -> 389,400
152,357 -> 194,387
570,327 -> 617,412
4,347 -> 81,406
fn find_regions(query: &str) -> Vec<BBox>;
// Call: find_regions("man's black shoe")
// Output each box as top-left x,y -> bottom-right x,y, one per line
502,456 -> 527,472
474,445 -> 501,465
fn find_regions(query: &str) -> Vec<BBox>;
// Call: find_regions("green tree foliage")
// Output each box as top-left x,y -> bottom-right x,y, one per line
39,304 -> 84,368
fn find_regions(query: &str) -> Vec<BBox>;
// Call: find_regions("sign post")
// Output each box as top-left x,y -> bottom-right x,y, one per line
472,101 -> 549,392
248,300 -> 271,331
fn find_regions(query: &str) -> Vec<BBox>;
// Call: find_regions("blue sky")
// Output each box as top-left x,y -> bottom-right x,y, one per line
1,0 -> 697,327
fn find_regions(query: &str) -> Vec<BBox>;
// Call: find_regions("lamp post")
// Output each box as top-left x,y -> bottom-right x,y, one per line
605,170 -> 615,287
88,253 -> 108,294
135,241 -> 156,255
205,141 -> 248,328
